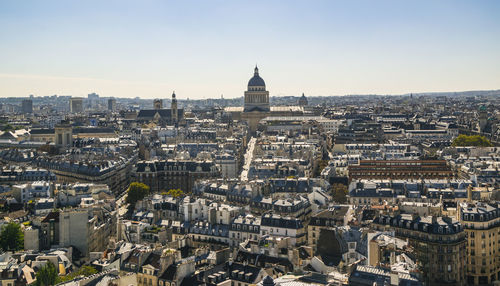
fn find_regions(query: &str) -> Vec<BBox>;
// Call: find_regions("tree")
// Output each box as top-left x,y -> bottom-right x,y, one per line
2,124 -> 14,131
58,265 -> 97,283
332,183 -> 348,203
314,160 -> 329,177
0,222 -> 24,251
35,262 -> 59,286
452,134 -> 493,147
39,144 -> 59,155
165,188 -> 184,198
126,182 -> 150,205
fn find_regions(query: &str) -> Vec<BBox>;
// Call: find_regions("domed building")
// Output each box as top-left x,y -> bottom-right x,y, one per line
225,66 -> 305,133
298,93 -> 308,106
244,66 -> 270,112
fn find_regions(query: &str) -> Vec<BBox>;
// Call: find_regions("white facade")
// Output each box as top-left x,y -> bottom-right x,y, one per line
12,181 -> 51,203
216,154 -> 238,178
317,119 -> 345,133
182,197 -> 210,222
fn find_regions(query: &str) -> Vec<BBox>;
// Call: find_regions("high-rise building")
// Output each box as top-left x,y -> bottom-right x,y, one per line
21,99 -> 33,113
69,97 -> 84,113
108,98 -> 116,111
87,92 -> 99,100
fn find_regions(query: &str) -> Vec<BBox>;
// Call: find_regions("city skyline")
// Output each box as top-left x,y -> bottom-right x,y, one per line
1,0 -> 500,99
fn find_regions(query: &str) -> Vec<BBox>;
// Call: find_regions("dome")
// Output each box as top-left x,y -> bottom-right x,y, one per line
248,66 -> 266,87
262,276 -> 275,286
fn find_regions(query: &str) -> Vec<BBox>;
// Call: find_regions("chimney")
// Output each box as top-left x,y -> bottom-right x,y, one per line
390,251 -> 396,265
390,271 -> 399,286
431,215 -> 437,225
467,185 -> 473,203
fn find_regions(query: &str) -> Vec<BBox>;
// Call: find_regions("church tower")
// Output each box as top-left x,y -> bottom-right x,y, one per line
171,92 -> 178,125
244,66 -> 270,112
153,99 -> 163,109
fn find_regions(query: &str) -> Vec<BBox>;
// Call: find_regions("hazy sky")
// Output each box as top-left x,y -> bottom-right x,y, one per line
1,0 -> 499,99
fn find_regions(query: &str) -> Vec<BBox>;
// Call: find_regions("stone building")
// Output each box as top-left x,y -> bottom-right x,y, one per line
307,206 -> 350,250
298,93 -> 308,106
373,214 -> 467,285
69,97 -> 84,113
137,93 -> 184,126
225,66 -> 305,133
260,213 -> 306,246
229,214 -> 261,247
348,160 -> 453,182
458,202 -> 499,285
55,123 -> 73,147
135,160 -> 220,193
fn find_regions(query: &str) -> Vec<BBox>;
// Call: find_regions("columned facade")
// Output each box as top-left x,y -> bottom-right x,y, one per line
242,66 -> 270,132
244,66 -> 270,112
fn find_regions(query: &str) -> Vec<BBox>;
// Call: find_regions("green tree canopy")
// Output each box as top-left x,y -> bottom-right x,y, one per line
2,124 -> 14,131
59,265 -> 97,283
35,262 -> 59,286
314,160 -> 329,177
0,222 -> 24,251
165,188 -> 184,198
452,135 -> 493,147
126,182 -> 150,205
332,183 -> 348,204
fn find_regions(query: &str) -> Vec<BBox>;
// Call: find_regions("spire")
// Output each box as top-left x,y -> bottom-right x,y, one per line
172,91 -> 176,99
254,65 -> 259,75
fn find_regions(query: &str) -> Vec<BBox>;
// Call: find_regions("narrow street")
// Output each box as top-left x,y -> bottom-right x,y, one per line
240,137 -> 256,182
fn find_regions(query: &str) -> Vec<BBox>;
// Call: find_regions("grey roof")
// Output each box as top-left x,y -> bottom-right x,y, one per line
374,214 -> 463,235
30,128 -> 55,135
260,213 -> 303,229
248,67 -> 266,87
137,109 -> 184,119
136,160 -> 216,173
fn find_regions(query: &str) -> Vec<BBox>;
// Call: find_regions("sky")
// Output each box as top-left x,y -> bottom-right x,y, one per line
0,0 -> 499,99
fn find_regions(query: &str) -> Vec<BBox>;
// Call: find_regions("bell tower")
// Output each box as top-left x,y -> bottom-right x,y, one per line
153,99 -> 163,109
